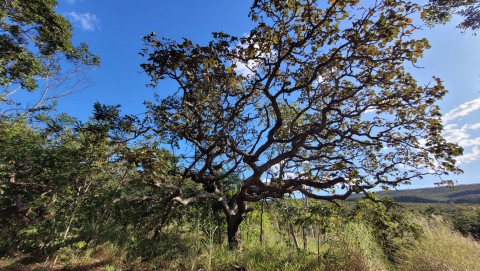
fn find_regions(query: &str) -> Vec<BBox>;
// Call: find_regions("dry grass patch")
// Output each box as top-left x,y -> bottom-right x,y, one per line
396,216 -> 480,271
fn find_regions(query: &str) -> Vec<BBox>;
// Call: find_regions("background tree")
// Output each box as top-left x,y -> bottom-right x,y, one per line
0,115 -> 107,253
140,0 -> 463,248
0,110 -> 179,255
422,0 -> 480,31
0,0 -> 99,116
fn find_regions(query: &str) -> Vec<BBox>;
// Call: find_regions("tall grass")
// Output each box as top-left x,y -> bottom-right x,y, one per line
323,222 -> 390,271
143,220 -> 391,271
5,209 -> 480,270
396,215 -> 480,271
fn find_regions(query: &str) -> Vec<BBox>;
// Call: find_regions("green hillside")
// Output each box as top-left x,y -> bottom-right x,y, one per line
351,183 -> 480,204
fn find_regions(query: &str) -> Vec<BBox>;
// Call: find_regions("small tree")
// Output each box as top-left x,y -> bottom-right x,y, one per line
140,0 -> 462,248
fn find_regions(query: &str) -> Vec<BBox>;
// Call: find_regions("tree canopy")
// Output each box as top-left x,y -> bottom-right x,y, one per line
140,0 -> 463,247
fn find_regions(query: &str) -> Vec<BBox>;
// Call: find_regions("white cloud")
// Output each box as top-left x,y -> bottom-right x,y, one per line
233,59 -> 257,78
232,36 -> 277,78
443,124 -> 470,143
465,123 -> 480,130
441,98 -> 480,164
457,144 -> 480,164
66,0 -> 77,4
443,98 -> 480,123
66,12 -> 100,31
458,137 -> 480,147
364,106 -> 377,114
443,123 -> 458,131
443,122 -> 480,164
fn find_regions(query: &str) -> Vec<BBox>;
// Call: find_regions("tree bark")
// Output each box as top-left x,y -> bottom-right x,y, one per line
227,213 -> 243,250
289,220 -> 300,250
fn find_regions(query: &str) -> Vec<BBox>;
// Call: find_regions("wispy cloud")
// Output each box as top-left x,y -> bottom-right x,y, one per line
441,98 -> 480,164
65,11 -> 100,31
443,121 -> 480,164
456,138 -> 480,164
444,124 -> 468,143
443,98 -> 480,123
66,0 -> 77,4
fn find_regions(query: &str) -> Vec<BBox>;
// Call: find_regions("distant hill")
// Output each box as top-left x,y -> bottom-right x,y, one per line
350,183 -> 480,204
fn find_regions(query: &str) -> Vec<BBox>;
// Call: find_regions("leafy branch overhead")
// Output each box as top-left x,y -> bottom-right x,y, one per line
423,0 -> 480,31
140,0 -> 463,247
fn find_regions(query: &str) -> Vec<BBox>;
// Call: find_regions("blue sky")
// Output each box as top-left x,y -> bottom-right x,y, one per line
55,0 -> 480,188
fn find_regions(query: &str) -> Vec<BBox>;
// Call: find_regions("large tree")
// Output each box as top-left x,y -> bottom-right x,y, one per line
140,0 -> 462,248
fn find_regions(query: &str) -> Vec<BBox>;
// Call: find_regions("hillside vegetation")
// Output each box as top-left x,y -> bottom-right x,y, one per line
350,183 -> 480,204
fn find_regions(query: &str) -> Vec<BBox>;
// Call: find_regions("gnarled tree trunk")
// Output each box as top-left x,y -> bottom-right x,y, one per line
227,212 -> 243,249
